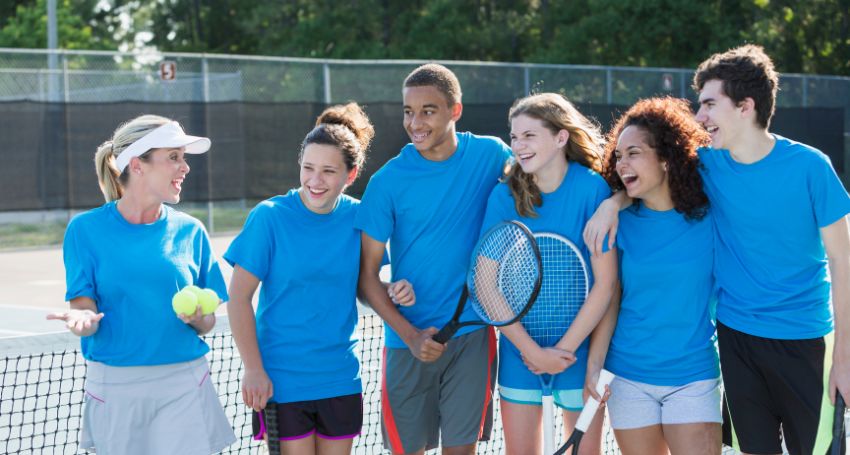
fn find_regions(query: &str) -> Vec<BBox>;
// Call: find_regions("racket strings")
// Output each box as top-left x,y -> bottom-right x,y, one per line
523,234 -> 589,347
469,223 -> 540,324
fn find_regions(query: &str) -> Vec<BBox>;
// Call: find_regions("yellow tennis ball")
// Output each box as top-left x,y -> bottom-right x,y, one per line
172,290 -> 198,315
199,288 -> 220,315
184,285 -> 205,300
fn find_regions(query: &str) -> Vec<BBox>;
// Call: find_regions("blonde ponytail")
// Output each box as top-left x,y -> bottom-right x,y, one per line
94,141 -> 122,201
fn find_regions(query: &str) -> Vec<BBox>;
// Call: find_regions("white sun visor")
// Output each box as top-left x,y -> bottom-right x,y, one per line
115,121 -> 211,172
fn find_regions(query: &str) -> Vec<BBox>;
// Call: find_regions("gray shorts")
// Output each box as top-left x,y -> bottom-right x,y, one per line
80,357 -> 236,454
381,327 -> 497,453
607,376 -> 722,430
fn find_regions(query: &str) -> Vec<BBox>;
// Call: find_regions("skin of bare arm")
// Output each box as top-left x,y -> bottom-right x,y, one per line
228,265 -> 274,411
583,192 -> 633,256
822,216 -> 850,403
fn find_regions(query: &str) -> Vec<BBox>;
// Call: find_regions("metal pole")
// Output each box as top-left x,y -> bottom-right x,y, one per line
606,69 -> 613,104
47,0 -> 59,102
63,54 -> 73,221
323,63 -> 332,104
523,65 -> 530,95
202,57 -> 214,232
802,75 -> 808,107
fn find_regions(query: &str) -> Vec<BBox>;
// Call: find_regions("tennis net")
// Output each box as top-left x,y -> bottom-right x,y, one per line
0,311 -> 806,454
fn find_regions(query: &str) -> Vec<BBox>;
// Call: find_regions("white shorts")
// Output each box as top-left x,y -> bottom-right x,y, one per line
80,357 -> 236,455
607,376 -> 722,430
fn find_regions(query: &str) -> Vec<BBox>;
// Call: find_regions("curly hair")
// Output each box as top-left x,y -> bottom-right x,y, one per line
693,44 -> 779,129
601,97 -> 711,220
507,93 -> 605,218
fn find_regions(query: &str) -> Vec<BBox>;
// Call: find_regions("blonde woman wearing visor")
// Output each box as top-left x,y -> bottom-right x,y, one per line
47,115 -> 236,454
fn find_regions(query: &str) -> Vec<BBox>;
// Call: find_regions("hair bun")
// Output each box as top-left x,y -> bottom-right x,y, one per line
316,103 -> 375,152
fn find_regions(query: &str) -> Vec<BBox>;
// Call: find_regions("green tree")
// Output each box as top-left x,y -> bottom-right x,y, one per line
744,0 -> 850,75
0,0 -> 116,50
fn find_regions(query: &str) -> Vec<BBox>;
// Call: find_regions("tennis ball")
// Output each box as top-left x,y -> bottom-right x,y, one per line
198,288 -> 220,315
184,285 -> 205,300
172,289 -> 198,315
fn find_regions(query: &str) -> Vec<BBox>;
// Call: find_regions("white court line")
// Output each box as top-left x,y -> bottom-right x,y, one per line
0,328 -> 39,336
0,303 -> 56,312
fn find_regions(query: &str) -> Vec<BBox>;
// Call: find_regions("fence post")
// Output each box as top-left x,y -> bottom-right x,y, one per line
63,53 -> 73,222
802,75 -> 808,107
323,62 -> 332,104
606,68 -> 613,104
202,56 -> 214,233
524,65 -> 530,95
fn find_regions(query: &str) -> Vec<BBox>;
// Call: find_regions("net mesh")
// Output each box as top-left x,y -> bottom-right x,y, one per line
469,222 -> 541,325
523,233 -> 589,347
0,313 -> 628,454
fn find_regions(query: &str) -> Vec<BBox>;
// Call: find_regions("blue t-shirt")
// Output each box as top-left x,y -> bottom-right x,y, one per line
480,162 -> 611,389
224,190 -> 363,403
605,205 -> 719,386
699,135 -> 850,339
63,202 -> 227,366
355,132 -> 511,348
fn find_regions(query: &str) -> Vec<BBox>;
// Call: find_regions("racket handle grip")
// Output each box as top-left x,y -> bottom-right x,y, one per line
575,369 -> 615,432
543,395 -> 555,455
833,394 -> 846,455
432,323 -> 458,344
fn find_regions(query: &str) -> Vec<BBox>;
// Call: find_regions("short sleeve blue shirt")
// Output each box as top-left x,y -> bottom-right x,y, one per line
224,190 -> 363,403
63,202 -> 227,366
605,205 -> 719,386
354,132 -> 511,348
699,135 -> 850,339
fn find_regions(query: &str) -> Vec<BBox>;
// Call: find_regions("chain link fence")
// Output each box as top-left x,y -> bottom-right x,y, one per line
0,48 -> 847,230
2,48 -> 848,109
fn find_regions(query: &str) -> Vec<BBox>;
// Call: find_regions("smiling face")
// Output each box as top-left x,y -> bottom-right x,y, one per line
133,146 -> 190,204
614,125 -> 670,209
402,85 -> 461,159
695,79 -> 745,150
509,114 -> 568,180
298,143 -> 355,214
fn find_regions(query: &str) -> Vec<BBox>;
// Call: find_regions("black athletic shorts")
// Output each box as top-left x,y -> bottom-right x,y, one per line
252,393 -> 363,441
718,322 -> 844,454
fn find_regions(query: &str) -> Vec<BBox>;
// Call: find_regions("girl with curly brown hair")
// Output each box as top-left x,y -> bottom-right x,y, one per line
591,97 -> 720,455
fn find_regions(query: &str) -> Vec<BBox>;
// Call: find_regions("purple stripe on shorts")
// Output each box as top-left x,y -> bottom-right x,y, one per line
252,411 -> 268,441
317,432 -> 360,441
85,390 -> 105,403
280,430 -> 316,441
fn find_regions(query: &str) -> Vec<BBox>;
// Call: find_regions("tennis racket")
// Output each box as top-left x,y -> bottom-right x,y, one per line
553,369 -> 615,455
832,393 -> 846,455
523,232 -> 590,455
432,220 -> 543,344
264,402 -> 281,454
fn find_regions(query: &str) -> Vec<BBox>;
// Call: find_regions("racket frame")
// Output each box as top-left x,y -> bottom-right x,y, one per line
553,369 -> 615,455
432,221 -> 543,344
528,232 -> 590,454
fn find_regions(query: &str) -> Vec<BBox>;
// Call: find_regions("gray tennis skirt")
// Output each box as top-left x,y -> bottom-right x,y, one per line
79,356 -> 236,454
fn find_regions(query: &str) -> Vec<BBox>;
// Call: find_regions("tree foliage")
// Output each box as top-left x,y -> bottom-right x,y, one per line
0,0 -> 115,50
2,0 -> 848,75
